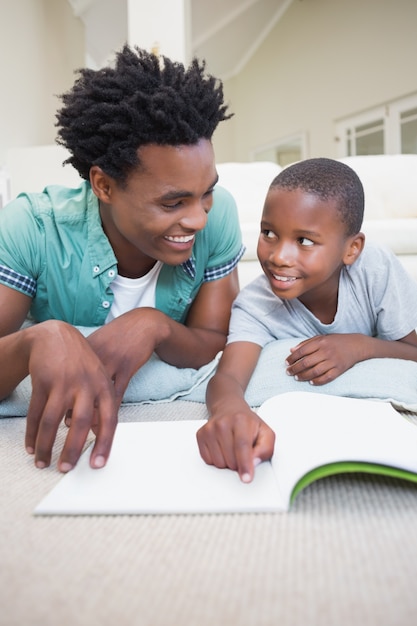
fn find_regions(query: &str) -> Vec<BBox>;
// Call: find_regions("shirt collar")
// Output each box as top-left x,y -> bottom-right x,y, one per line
181,256 -> 196,279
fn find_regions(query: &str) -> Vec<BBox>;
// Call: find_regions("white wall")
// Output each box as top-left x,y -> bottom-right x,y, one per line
2,0 -> 416,171
128,0 -> 190,63
0,0 -> 84,165
213,0 -> 417,162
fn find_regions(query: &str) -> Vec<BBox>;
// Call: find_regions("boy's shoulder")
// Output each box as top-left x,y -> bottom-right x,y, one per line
350,239 -> 414,289
355,239 -> 396,268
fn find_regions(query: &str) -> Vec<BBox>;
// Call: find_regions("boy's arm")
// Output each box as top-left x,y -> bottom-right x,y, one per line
285,331 -> 417,385
196,341 -> 275,483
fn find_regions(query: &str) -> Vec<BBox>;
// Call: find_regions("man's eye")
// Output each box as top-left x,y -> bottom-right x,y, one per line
262,229 -> 276,239
299,237 -> 314,246
163,201 -> 182,209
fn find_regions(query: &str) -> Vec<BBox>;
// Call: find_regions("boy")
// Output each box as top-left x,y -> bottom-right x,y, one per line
197,158 -> 417,482
0,45 -> 243,472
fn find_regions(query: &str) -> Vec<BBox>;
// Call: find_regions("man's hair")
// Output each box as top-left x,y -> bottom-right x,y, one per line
270,158 -> 364,236
56,45 -> 232,183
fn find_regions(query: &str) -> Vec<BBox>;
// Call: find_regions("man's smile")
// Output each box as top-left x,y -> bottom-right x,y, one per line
165,234 -> 195,243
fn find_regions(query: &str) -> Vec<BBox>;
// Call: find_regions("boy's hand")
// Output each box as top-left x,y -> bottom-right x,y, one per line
24,321 -> 117,472
196,408 -> 275,483
285,334 -> 364,384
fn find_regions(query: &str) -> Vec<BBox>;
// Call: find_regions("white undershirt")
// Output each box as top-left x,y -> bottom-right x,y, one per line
105,261 -> 163,323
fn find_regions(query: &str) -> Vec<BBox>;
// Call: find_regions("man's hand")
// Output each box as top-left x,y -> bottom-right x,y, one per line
196,406 -> 275,483
24,321 -> 117,472
285,334 -> 365,385
86,308 -> 169,407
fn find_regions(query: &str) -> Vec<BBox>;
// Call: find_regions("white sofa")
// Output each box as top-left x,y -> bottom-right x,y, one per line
4,147 -> 417,285
217,154 -> 417,286
341,155 -> 417,281
216,160 -> 281,286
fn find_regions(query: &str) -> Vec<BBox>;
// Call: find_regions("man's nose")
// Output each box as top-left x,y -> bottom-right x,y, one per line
179,201 -> 209,231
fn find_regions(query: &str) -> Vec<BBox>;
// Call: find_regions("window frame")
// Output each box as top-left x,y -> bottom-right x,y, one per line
335,92 -> 417,157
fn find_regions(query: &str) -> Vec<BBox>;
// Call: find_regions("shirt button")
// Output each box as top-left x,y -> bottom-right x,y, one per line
102,300 -> 110,309
93,265 -> 100,273
108,269 -> 116,278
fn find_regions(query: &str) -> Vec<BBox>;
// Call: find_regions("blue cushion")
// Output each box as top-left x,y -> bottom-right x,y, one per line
2,333 -> 417,416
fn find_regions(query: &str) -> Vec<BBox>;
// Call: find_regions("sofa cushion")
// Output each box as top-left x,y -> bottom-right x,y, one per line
362,218 -> 417,255
217,161 -> 281,224
217,161 -> 281,262
339,155 -> 417,220
2,337 -> 417,414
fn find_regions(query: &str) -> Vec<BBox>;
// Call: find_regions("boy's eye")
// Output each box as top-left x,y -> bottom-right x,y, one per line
262,229 -> 276,239
299,237 -> 314,246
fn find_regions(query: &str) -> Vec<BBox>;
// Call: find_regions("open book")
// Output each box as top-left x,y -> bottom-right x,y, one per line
34,391 -> 417,515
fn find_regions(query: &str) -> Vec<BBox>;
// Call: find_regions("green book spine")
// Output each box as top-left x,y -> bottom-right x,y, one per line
290,461 -> 417,505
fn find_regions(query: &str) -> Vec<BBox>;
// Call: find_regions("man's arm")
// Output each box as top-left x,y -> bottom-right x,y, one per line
87,269 -> 241,405
285,331 -> 417,385
0,284 -> 32,337
0,267 -> 238,471
0,321 -> 117,472
0,285 -> 117,471
196,341 -> 275,483
160,268 -> 240,365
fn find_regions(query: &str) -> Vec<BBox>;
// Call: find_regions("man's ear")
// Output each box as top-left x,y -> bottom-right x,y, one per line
89,166 -> 114,203
343,232 -> 365,266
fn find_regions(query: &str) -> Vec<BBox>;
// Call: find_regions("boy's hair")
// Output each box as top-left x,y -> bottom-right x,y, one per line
56,45 -> 232,184
270,158 -> 364,236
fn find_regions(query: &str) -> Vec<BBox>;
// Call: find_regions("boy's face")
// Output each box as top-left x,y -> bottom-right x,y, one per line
257,187 -> 353,304
96,139 -> 218,276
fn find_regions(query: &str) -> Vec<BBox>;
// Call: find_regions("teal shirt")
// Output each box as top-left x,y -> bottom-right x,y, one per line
0,182 -> 243,325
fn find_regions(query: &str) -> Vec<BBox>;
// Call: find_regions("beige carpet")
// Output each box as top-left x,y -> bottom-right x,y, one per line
2,401 -> 417,626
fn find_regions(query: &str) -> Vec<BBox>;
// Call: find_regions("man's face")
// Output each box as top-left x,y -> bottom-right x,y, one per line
99,139 -> 218,276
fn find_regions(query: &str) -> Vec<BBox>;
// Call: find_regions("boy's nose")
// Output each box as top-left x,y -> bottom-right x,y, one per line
270,240 -> 295,266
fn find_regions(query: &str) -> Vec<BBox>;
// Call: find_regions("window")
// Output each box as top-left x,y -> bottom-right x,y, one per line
252,132 -> 308,167
336,93 -> 417,157
400,106 -> 417,153
346,119 -> 385,156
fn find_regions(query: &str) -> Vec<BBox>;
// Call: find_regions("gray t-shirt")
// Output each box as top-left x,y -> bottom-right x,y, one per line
228,241 -> 417,346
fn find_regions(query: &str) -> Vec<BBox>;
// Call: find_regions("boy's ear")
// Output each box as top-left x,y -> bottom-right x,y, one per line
89,166 -> 114,202
343,232 -> 365,266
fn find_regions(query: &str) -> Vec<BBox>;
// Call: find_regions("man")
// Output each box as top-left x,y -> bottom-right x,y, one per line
0,45 -> 243,472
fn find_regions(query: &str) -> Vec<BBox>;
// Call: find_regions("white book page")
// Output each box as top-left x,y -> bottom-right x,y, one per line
35,393 -> 417,516
34,420 -> 284,515
258,392 -> 417,510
